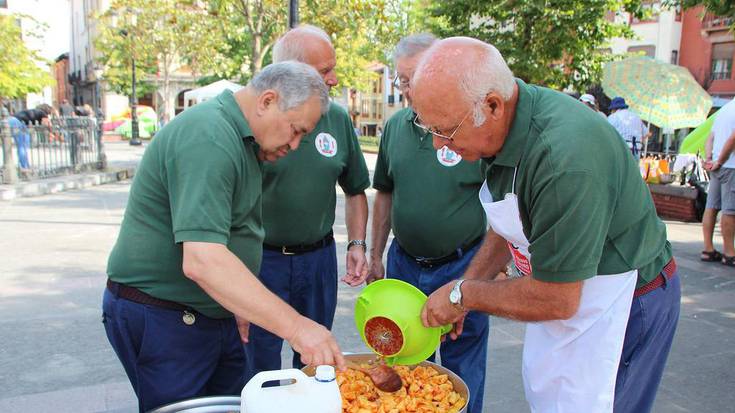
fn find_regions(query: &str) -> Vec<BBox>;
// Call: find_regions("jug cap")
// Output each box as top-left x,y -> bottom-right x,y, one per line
315,365 -> 336,382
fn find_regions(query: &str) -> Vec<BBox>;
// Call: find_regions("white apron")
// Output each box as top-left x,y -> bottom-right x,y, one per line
479,171 -> 636,413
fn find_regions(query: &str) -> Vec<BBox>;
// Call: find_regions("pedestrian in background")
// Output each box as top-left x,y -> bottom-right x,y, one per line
702,99 -> 735,266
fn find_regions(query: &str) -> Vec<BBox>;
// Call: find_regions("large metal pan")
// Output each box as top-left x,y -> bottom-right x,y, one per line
302,353 -> 469,413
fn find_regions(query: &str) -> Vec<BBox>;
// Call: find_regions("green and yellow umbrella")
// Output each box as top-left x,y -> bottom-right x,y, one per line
602,56 -> 712,129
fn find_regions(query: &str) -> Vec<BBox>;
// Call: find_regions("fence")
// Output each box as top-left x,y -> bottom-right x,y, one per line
0,108 -> 106,184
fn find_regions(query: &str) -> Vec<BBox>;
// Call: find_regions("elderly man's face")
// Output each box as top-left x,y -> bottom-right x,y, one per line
257,94 -> 322,159
395,53 -> 423,106
302,40 -> 338,90
412,84 -> 499,162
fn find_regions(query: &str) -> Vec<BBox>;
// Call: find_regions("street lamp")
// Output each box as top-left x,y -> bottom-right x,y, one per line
118,10 -> 141,146
288,0 -> 299,28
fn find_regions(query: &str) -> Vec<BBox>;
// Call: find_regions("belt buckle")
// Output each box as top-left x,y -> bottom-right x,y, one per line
281,246 -> 296,256
415,257 -> 432,268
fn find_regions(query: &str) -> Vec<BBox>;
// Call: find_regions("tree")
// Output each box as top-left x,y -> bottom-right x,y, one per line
428,0 -> 647,91
94,0 -> 223,118
207,0 -> 418,92
0,14 -> 54,100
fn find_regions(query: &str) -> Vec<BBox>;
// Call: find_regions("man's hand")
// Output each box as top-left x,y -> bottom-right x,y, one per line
342,246 -> 368,286
235,316 -> 250,343
286,316 -> 346,370
421,280 -> 466,328
706,160 -> 722,171
365,259 -> 385,284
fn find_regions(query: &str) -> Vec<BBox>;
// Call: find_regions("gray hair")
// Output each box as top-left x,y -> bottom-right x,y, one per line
273,24 -> 333,63
249,61 -> 330,114
460,44 -> 515,126
392,33 -> 437,63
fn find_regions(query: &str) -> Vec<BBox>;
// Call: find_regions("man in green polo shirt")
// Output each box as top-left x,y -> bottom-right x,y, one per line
103,62 -> 346,412
412,38 -> 680,413
368,33 -> 488,413
243,25 -> 370,380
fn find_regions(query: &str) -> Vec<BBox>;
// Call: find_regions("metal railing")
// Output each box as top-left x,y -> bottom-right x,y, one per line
0,108 -> 106,184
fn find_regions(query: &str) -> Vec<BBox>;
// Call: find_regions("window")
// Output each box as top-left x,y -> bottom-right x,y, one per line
627,45 -> 656,58
711,43 -> 735,81
0,0 -> 7,8
671,50 -> 678,65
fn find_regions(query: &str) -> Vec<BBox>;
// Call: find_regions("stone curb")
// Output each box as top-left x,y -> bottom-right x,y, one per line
0,167 -> 136,201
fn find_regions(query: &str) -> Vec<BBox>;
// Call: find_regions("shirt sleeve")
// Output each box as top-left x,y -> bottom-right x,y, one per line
527,170 -> 614,282
337,116 -> 371,195
166,139 -> 239,245
372,120 -> 393,192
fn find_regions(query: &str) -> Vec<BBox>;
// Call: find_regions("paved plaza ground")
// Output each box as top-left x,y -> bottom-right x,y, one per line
0,142 -> 733,412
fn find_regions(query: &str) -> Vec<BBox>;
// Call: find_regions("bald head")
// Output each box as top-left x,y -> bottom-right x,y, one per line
273,25 -> 338,89
413,37 -> 514,125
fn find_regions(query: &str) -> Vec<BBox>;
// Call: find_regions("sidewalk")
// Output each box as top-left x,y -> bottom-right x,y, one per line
0,141 -> 146,201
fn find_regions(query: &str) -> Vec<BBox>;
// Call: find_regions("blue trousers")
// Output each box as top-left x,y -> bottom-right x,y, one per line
243,241 -> 338,382
102,288 -> 245,412
614,269 -> 681,412
387,240 -> 489,413
13,131 -> 31,169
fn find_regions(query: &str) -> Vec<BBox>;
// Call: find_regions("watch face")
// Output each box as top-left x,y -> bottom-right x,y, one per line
449,289 -> 460,304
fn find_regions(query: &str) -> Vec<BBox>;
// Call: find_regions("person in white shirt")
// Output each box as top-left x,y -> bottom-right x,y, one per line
702,99 -> 735,266
607,97 -> 649,157
579,94 -> 607,119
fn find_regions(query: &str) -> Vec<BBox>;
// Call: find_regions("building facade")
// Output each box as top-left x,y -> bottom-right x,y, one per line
679,5 -> 735,101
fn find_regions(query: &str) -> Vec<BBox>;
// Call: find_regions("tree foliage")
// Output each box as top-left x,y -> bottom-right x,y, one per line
428,0 -> 647,91
0,14 -> 54,99
206,0 -> 420,92
93,0 -> 223,114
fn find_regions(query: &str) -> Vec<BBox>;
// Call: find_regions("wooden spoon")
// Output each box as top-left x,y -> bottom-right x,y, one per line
347,360 -> 403,393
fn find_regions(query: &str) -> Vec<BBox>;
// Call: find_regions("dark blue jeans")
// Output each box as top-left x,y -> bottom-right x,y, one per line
614,269 -> 681,413
102,288 -> 245,412
387,240 -> 489,413
243,241 -> 338,382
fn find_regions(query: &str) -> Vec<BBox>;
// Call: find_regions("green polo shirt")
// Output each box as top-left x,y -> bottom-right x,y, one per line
107,90 -> 264,318
261,102 -> 370,246
484,80 -> 672,288
373,108 -> 486,258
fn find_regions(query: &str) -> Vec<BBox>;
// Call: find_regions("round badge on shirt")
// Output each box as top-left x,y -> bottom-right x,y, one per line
436,146 -> 462,167
315,133 -> 338,157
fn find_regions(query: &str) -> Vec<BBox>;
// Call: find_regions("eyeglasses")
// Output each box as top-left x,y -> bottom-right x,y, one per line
413,108 -> 472,142
392,74 -> 410,90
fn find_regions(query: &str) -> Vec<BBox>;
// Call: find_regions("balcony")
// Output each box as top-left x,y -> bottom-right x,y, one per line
702,14 -> 734,31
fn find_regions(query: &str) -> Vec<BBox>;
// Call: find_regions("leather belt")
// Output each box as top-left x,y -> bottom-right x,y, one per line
263,230 -> 334,255
634,258 -> 677,297
399,236 -> 484,268
107,279 -> 192,312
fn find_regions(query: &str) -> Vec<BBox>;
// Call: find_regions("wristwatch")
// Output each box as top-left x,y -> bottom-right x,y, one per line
449,279 -> 466,310
347,239 -> 367,250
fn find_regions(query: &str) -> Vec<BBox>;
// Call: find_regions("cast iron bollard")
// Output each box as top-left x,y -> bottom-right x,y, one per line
0,108 -> 19,185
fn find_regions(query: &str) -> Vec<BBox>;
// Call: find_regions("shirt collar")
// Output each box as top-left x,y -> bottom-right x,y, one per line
491,78 -> 535,168
218,90 -> 254,139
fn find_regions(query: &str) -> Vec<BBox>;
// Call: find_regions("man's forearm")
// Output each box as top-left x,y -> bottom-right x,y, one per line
345,192 -> 368,242
462,276 -> 582,321
706,132 -> 714,160
182,242 -> 301,341
370,191 -> 392,260
463,228 -> 511,280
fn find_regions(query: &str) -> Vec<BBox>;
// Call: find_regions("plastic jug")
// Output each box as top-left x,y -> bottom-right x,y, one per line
241,365 -> 341,413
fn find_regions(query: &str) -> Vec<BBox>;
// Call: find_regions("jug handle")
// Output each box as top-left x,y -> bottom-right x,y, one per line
242,368 -> 308,398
